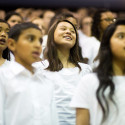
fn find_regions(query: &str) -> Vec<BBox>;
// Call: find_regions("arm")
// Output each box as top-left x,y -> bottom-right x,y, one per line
76,108 -> 90,125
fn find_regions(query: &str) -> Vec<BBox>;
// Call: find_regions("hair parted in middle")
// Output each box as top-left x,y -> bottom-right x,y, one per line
45,19 -> 84,71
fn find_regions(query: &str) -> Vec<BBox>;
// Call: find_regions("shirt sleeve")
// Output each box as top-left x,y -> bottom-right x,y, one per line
70,74 -> 93,109
0,74 -> 5,125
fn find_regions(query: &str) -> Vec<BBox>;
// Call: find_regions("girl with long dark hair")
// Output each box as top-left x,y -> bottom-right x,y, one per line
35,19 -> 91,125
70,19 -> 125,125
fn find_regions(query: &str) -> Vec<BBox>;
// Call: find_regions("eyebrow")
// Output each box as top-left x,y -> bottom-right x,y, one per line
116,32 -> 125,34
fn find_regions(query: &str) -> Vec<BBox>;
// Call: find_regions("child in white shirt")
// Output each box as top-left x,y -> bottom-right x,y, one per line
0,22 -> 59,125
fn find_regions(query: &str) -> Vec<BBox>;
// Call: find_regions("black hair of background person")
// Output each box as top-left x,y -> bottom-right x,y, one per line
91,9 -> 110,41
5,11 -> 23,22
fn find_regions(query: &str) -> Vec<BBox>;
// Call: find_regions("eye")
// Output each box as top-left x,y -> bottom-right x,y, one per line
39,38 -> 43,44
28,35 -> 34,42
11,20 -> 16,23
117,34 -> 124,39
60,27 -> 66,31
6,29 -> 9,34
71,30 -> 75,34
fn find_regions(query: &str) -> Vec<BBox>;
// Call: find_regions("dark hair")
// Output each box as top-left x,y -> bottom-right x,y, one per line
95,19 -> 125,122
48,12 -> 78,31
5,11 -> 23,22
46,19 -> 84,71
0,19 -> 10,60
9,22 -> 41,41
91,9 -> 110,41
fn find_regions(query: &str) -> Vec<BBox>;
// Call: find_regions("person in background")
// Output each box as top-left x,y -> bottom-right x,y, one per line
0,22 -> 59,125
5,11 -> 24,60
31,17 -> 46,36
80,9 -> 116,68
43,10 -> 55,35
5,11 -> 23,27
0,10 -> 6,19
80,16 -> 93,37
70,19 -> 125,125
0,19 -> 10,66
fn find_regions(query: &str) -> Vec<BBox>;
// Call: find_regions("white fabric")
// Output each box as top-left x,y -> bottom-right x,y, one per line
0,60 -> 10,67
37,61 -> 92,125
0,61 -> 59,125
32,59 -> 49,70
70,73 -> 125,125
10,52 -> 15,61
78,30 -> 89,47
79,35 -> 100,68
40,35 -> 48,59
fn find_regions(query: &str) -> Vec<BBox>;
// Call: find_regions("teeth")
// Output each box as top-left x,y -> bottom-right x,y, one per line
0,39 -> 6,43
64,36 -> 72,40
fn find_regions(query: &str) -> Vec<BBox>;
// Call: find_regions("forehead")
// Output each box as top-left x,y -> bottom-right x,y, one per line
9,15 -> 22,20
82,17 -> 92,22
33,19 -> 43,24
0,22 -> 9,28
44,11 -> 55,17
57,21 -> 74,29
101,11 -> 114,18
20,28 -> 42,36
114,25 -> 125,34
66,17 -> 77,25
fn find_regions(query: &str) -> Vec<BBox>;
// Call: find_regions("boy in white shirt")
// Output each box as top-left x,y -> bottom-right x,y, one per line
0,22 -> 59,125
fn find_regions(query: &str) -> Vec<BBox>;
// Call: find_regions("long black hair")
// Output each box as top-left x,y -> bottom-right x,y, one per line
94,18 -> 125,122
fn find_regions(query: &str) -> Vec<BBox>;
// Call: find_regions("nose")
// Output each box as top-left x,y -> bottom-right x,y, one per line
1,31 -> 7,37
34,40 -> 42,49
65,29 -> 71,34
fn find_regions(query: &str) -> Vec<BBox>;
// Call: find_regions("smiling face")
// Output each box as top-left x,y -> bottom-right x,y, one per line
10,28 -> 43,67
0,22 -> 9,52
54,21 -> 76,49
110,25 -> 125,62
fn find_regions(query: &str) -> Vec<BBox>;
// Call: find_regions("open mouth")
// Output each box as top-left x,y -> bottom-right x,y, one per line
63,36 -> 72,40
0,38 -> 6,45
32,52 -> 40,58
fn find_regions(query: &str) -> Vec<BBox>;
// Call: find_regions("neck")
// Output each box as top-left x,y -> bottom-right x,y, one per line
112,59 -> 125,76
57,48 -> 75,68
0,50 -> 3,58
15,58 -> 34,74
0,51 -> 5,66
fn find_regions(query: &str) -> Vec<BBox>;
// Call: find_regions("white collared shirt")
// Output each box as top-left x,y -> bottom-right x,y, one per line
0,61 -> 59,125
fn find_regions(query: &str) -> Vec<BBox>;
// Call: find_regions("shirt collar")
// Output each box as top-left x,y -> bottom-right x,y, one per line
8,61 -> 37,78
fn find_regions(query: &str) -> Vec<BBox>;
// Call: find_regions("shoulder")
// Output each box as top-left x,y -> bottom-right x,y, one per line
33,60 -> 49,70
78,62 -> 92,73
79,73 -> 99,89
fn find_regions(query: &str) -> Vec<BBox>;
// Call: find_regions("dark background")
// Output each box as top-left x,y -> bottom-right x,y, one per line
0,0 -> 125,12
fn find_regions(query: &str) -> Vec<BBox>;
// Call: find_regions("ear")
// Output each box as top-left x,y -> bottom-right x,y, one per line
7,38 -> 16,53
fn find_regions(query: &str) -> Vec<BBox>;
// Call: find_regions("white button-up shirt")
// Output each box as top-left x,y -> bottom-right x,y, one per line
0,61 -> 59,125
